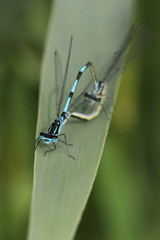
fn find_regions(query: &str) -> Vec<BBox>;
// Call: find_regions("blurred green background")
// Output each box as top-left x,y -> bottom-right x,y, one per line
0,0 -> 160,240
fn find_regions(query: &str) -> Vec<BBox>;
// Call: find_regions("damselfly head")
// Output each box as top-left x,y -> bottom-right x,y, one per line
39,132 -> 50,144
39,132 -> 58,144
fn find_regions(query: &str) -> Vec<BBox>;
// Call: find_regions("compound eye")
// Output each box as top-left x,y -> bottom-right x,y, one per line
40,132 -> 46,137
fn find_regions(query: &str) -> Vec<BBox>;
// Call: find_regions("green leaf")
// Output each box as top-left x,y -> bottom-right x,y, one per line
27,0 -> 133,239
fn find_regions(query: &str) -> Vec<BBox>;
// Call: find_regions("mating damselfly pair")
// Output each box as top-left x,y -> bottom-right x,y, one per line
35,25 -> 149,159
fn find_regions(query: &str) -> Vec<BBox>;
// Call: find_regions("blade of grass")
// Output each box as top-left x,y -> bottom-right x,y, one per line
27,0 -> 133,239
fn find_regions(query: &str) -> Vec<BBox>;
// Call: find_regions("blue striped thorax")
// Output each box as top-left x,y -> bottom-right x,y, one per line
47,112 -> 67,136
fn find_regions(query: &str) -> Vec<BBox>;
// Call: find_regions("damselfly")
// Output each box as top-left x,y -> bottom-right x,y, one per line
35,37 -> 93,158
36,25 -> 149,157
69,25 -> 149,121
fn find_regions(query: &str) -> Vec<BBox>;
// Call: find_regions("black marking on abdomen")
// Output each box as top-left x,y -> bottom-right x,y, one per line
77,71 -> 82,80
69,92 -> 73,98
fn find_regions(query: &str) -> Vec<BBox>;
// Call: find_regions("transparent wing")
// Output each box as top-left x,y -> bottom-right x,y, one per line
69,24 -> 150,113
54,50 -> 63,117
56,36 -> 73,117
68,51 -> 123,114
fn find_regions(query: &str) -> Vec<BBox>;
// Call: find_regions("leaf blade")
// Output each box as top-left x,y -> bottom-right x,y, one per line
27,0 -> 133,239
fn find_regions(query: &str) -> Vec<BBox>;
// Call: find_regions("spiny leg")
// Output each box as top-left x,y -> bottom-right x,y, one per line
58,133 -> 73,146
44,143 -> 56,156
35,138 -> 41,150
58,133 -> 75,159
58,140 -> 75,160
58,133 -> 72,148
